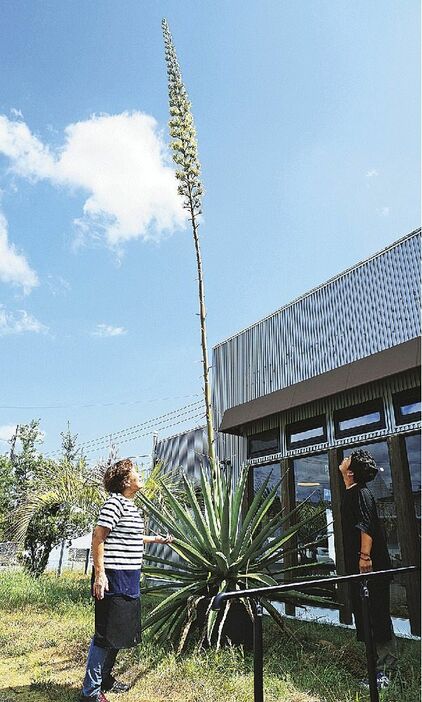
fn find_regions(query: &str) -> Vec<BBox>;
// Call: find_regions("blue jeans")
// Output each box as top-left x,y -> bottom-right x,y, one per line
81,638 -> 118,699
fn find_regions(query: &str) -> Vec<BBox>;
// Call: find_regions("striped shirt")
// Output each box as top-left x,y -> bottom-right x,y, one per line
97,493 -> 144,571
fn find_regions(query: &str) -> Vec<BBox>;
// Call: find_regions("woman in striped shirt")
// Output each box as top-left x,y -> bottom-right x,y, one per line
80,458 -> 172,702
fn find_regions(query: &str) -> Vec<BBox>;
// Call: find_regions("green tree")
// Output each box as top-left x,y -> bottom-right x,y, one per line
0,454 -> 14,540
10,421 -> 94,577
162,19 -> 215,466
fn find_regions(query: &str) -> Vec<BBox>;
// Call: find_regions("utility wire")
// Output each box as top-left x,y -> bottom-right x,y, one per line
80,412 -> 206,456
45,401 -> 204,457
0,392 -> 201,410
75,406 -> 204,455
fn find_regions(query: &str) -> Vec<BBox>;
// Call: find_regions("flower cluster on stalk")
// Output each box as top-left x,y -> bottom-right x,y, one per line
162,18 -> 203,218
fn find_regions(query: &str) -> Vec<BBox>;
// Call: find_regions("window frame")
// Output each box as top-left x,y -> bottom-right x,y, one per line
393,387 -> 421,426
247,428 -> 280,459
333,398 -> 385,439
286,415 -> 327,450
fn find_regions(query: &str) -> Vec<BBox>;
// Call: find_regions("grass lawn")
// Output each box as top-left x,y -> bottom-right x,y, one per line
0,571 -> 419,702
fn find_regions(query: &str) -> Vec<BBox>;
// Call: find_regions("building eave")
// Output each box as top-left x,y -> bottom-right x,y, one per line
219,337 -> 421,435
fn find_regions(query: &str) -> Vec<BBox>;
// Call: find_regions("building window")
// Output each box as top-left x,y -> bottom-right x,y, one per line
393,388 -> 421,425
248,428 -> 279,459
286,416 -> 326,450
334,399 -> 385,439
249,462 -> 282,536
404,432 -> 421,526
293,452 -> 335,568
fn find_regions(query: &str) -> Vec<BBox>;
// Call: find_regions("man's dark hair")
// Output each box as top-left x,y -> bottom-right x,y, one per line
103,458 -> 134,494
349,449 -> 378,485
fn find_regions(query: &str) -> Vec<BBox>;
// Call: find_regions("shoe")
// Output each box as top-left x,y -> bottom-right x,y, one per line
98,694 -> 110,702
102,677 -> 130,694
360,672 -> 390,690
79,694 -> 109,702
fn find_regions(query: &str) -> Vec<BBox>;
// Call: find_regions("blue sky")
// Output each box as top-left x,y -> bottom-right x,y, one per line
0,1 -> 420,465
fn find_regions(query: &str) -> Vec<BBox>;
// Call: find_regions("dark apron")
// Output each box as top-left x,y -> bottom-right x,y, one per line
349,580 -> 393,643
94,595 -> 141,649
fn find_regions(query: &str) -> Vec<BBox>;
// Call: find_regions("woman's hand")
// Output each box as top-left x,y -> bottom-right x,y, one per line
93,571 -> 109,600
359,556 -> 373,574
155,534 -> 174,545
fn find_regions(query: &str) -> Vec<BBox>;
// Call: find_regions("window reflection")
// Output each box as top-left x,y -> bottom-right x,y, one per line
251,463 -> 282,534
338,411 -> 381,432
248,430 -> 279,459
293,453 -> 335,568
405,433 -> 421,524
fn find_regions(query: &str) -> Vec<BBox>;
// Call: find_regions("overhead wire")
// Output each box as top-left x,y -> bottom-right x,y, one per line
0,392 -> 201,410
45,400 -> 205,458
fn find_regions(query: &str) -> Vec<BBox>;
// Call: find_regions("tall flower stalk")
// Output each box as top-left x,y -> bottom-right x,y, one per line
162,19 -> 215,467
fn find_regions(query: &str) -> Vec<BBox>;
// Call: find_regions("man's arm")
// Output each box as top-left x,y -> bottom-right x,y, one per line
359,531 -> 373,573
92,525 -> 111,599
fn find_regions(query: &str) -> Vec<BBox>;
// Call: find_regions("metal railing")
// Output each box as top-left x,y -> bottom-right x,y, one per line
212,565 -> 419,702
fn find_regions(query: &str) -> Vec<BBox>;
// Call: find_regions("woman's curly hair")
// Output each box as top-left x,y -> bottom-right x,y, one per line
103,458 -> 134,494
349,449 -> 378,485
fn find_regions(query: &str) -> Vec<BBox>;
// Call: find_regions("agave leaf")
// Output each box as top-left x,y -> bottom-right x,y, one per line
145,580 -> 209,620
207,579 -> 227,645
260,596 -> 287,631
177,595 -> 206,654
169,539 -> 218,571
153,481 -> 203,543
137,492 -> 185,540
181,475 -> 218,553
229,468 -> 249,543
215,599 -> 230,649
220,489 -> 230,558
249,525 -> 302,566
232,476 -> 270,559
199,467 -> 219,542
237,572 -> 278,587
142,553 -> 199,573
141,566 -> 196,582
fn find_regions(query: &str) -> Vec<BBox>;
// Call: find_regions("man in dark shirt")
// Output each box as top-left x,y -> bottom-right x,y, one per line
339,449 -> 397,689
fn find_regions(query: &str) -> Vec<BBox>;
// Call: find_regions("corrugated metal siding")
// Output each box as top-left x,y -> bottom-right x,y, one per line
154,425 -> 208,480
212,230 -> 421,427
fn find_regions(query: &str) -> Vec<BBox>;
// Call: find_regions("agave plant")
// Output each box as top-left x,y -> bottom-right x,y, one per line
139,464 -> 330,651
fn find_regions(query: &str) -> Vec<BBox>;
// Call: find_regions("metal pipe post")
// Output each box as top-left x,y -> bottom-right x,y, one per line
253,599 -> 264,702
360,578 -> 379,702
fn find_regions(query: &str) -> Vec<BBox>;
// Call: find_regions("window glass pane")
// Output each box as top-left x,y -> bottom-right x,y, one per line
287,416 -> 326,448
343,441 -> 407,617
290,426 -> 325,444
293,453 -> 335,568
248,430 -> 279,459
251,463 -> 282,536
338,412 -> 381,432
405,433 -> 421,524
401,401 -> 421,416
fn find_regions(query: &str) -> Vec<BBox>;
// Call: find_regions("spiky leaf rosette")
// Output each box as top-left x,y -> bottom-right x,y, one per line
140,465 -> 332,651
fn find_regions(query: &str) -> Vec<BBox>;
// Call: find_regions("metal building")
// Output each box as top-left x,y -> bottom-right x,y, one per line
212,228 -> 421,634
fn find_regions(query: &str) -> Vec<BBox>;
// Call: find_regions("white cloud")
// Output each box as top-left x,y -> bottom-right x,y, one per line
0,305 -> 48,336
365,169 -> 378,178
0,112 -> 186,249
0,424 -> 16,442
0,115 -> 55,180
0,210 -> 39,294
92,323 -> 127,337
